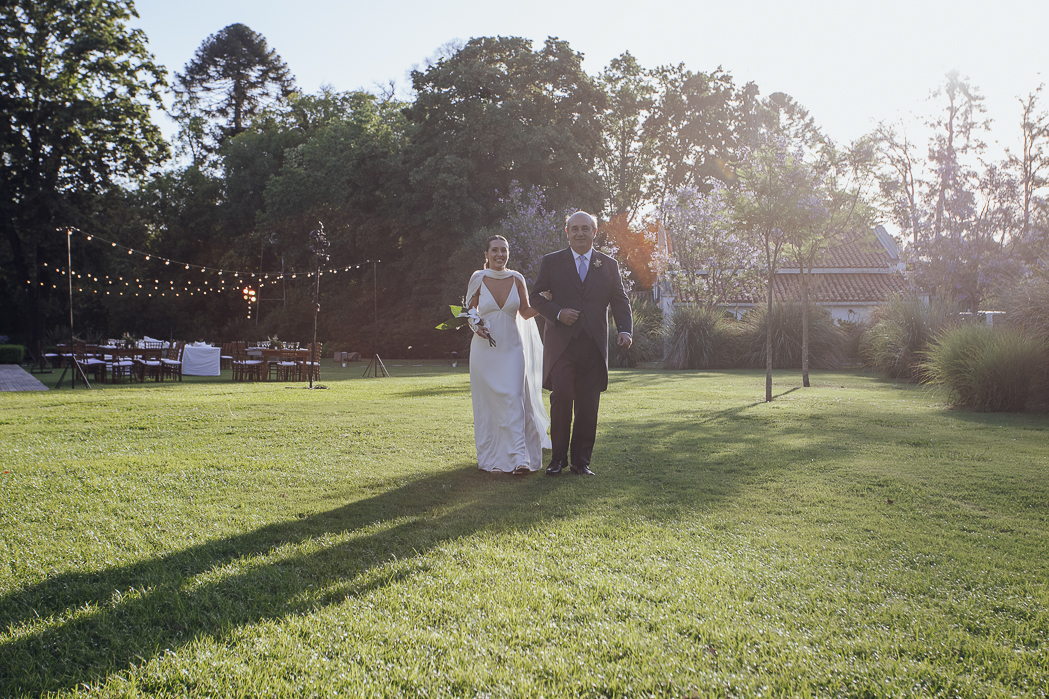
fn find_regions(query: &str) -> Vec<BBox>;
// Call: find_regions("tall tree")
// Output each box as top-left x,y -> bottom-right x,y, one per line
1007,86 -> 1049,261
174,23 -> 296,159
596,52 -> 656,224
645,64 -> 741,209
873,123 -> 922,246
0,0 -> 168,343
402,36 -> 606,326
785,139 -> 877,386
731,134 -> 821,402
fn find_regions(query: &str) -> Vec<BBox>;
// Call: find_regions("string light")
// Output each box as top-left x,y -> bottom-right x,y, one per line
37,228 -> 375,295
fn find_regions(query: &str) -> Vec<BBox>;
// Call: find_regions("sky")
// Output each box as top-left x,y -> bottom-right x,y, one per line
130,0 -> 1046,159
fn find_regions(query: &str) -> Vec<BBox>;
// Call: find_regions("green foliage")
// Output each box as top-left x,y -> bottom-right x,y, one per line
173,23 -> 296,155
404,36 -> 606,238
860,294 -> 957,380
609,298 -> 664,367
739,303 -> 845,369
0,344 -> 25,364
0,0 -> 169,343
663,304 -> 736,369
922,324 -> 1047,412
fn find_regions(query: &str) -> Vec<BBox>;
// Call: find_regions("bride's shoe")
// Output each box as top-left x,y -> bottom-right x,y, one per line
513,465 -> 531,475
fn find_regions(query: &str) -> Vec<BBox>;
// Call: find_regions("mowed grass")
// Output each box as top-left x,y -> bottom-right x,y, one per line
1,365 -> 1048,698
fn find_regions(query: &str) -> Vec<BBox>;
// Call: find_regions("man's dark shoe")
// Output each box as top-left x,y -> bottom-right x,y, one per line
570,465 -> 596,476
545,461 -> 565,476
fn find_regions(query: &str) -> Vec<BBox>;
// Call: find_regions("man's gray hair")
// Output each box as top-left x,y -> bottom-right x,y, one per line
565,210 -> 598,230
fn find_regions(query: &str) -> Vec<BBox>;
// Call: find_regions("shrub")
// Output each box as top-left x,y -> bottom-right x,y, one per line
738,303 -> 846,370
860,294 -> 956,380
663,304 -> 736,369
922,325 -> 1046,412
609,298 -> 665,368
0,345 -> 26,364
999,272 -> 1049,343
837,319 -> 867,365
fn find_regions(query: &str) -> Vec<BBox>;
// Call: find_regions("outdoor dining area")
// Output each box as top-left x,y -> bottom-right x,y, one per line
52,339 -> 321,384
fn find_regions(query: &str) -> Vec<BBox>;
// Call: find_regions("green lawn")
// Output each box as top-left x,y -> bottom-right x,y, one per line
2,365 -> 1047,697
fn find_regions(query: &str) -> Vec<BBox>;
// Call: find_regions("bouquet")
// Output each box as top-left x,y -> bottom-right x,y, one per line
436,304 -> 496,347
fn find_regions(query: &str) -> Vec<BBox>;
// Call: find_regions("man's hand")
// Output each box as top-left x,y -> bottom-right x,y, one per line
558,308 -> 580,326
617,332 -> 632,349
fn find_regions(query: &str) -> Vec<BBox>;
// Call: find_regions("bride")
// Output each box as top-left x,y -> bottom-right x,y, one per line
466,235 -> 551,473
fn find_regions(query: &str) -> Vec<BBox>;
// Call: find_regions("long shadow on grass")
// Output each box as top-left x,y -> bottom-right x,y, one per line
0,387 -> 853,695
0,455 -> 763,695
0,467 -> 505,694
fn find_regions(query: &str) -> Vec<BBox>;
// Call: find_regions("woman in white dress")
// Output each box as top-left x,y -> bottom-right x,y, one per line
467,235 -> 551,473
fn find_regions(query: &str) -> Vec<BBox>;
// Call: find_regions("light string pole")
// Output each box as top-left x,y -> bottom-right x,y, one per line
57,227 -> 90,389
308,223 -> 329,389
363,259 -> 388,378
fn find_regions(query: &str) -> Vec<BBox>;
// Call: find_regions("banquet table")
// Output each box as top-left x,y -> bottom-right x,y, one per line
58,345 -> 163,382
246,348 -> 312,380
182,344 -> 222,376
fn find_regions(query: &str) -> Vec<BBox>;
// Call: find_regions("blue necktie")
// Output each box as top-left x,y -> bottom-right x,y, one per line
577,254 -> 588,282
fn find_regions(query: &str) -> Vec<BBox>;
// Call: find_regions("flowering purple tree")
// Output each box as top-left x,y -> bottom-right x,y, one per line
657,181 -> 762,310
495,182 -> 569,284
497,182 -> 629,287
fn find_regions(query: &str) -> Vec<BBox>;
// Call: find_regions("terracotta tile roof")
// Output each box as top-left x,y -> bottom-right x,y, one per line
819,241 -> 895,269
675,272 -> 909,306
773,272 -> 909,304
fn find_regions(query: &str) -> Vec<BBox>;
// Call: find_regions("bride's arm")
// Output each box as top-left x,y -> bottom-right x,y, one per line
515,277 -> 539,319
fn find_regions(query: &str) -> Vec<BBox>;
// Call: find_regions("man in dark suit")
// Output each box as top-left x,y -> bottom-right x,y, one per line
529,211 -> 633,476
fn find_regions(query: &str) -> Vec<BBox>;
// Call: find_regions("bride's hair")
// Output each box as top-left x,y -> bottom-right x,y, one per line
483,235 -> 509,269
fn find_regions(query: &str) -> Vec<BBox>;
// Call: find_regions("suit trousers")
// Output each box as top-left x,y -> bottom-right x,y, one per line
549,331 -> 603,467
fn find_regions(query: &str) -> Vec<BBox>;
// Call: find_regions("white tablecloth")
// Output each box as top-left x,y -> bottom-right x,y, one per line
182,345 -> 221,376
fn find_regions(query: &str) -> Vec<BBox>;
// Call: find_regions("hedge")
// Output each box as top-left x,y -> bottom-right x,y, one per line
0,345 -> 26,364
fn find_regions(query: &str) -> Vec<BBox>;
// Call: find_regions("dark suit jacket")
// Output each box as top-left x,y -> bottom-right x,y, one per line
529,247 -> 632,392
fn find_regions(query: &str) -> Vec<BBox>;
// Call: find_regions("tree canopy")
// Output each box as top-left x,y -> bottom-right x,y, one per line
174,23 -> 296,159
0,0 -> 168,342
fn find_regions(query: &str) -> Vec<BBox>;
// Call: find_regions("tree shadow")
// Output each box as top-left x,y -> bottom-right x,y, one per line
0,441 -> 768,695
0,467 -> 484,694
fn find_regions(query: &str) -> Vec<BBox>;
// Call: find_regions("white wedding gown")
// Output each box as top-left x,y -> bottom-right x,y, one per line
470,279 -> 551,472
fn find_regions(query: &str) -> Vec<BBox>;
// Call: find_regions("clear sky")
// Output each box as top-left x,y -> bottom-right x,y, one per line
130,0 -> 1045,158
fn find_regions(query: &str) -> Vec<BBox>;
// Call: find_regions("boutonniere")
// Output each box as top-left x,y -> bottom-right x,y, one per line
593,258 -> 603,268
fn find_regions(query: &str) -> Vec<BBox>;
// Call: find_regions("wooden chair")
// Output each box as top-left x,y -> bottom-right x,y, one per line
74,341 -> 108,383
220,343 -> 233,371
138,351 -> 165,382
108,350 -> 137,383
232,343 -> 263,381
273,349 -> 300,381
161,341 -> 185,381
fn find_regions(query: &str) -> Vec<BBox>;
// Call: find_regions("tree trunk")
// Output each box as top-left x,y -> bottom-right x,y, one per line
765,268 -> 773,403
801,269 -> 810,388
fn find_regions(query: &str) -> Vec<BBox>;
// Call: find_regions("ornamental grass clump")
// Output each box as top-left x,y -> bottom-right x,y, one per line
609,298 -> 665,367
922,324 -> 1046,412
738,302 -> 845,370
663,304 -> 735,369
999,271 -> 1049,343
860,293 -> 956,380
